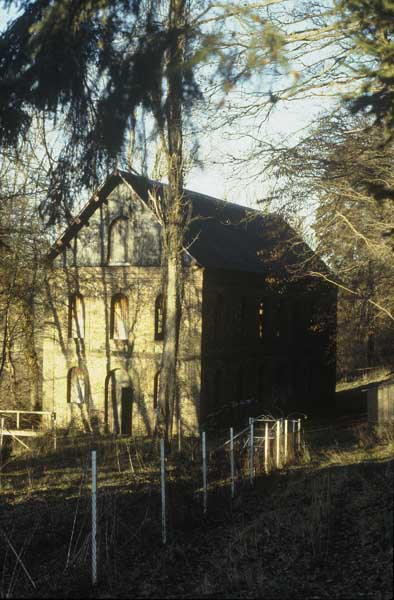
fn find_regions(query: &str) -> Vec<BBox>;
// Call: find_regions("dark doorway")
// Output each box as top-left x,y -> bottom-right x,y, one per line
121,387 -> 133,435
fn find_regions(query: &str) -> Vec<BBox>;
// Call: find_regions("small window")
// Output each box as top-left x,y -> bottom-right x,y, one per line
213,369 -> 222,409
257,365 -> 264,402
153,371 -> 161,410
257,300 -> 264,339
110,294 -> 128,340
68,293 -> 85,339
67,367 -> 86,404
275,300 -> 282,338
236,365 -> 244,405
213,293 -> 224,341
155,294 -> 165,341
108,216 -> 129,264
237,297 -> 247,337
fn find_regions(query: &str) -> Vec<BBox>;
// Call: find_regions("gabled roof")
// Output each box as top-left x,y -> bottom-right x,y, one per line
47,170 -> 320,277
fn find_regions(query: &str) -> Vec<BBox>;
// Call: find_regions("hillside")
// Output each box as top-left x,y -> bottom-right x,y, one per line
0,425 -> 392,599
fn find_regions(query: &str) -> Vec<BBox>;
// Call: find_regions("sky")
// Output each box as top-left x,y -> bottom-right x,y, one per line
0,3 -> 335,215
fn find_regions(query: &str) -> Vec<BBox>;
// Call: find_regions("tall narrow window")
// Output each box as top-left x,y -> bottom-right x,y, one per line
154,294 -> 164,341
236,365 -> 244,405
257,365 -> 264,402
213,370 -> 222,409
108,216 -> 129,264
275,300 -> 282,338
153,371 -> 161,410
237,297 -> 247,337
67,367 -> 86,404
68,293 -> 85,339
257,300 -> 264,339
213,293 -> 224,341
110,294 -> 128,340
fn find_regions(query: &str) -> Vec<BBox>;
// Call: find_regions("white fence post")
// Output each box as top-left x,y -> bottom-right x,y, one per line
275,419 -> 281,469
284,419 -> 288,464
160,439 -> 167,544
264,422 -> 269,474
91,450 -> 97,586
230,427 -> 235,499
249,418 -> 254,485
202,431 -> 207,513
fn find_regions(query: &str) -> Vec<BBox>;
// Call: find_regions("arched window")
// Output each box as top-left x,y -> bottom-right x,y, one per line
108,216 -> 129,264
153,371 -> 161,410
257,365 -> 264,402
67,367 -> 86,404
213,369 -> 222,409
154,294 -> 165,341
237,297 -> 247,337
68,293 -> 85,339
110,294 -> 128,340
274,300 -> 282,338
236,365 -> 244,405
213,293 -> 224,341
257,300 -> 264,339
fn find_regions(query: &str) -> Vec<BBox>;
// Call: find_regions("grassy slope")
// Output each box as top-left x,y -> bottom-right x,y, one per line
0,428 -> 392,599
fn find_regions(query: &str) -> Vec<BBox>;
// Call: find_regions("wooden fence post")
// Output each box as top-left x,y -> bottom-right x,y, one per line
275,419 -> 281,469
284,419 -> 288,464
264,422 -> 269,474
249,418 -> 254,485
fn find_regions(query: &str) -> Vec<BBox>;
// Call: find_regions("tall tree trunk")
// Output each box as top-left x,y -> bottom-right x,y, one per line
156,0 -> 186,445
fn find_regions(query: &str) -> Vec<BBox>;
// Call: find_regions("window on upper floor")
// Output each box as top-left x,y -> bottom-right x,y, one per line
236,296 -> 247,337
154,294 -> 165,341
213,369 -> 222,409
67,367 -> 86,404
108,216 -> 129,264
236,364 -> 244,405
213,293 -> 224,341
68,293 -> 85,339
257,365 -> 264,402
257,300 -> 264,339
110,294 -> 128,340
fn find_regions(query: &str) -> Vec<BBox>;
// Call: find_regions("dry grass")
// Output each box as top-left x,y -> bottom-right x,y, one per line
0,424 -> 392,598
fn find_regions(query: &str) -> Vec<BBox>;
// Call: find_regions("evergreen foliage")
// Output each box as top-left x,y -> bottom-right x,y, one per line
336,0 -> 394,139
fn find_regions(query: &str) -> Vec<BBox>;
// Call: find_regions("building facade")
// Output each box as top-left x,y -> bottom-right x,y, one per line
42,171 -> 336,435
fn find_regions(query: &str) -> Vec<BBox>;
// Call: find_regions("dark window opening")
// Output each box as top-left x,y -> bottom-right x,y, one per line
213,370 -> 222,409
213,293 -> 224,341
236,365 -> 244,405
258,300 -> 264,339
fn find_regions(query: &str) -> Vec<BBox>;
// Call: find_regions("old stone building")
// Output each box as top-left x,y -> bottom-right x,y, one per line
42,171 -> 337,435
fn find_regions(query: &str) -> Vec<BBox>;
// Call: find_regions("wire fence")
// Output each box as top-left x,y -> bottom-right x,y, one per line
0,411 -> 374,591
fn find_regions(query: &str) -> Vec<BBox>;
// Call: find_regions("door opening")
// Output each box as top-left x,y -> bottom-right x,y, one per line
121,387 -> 133,435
